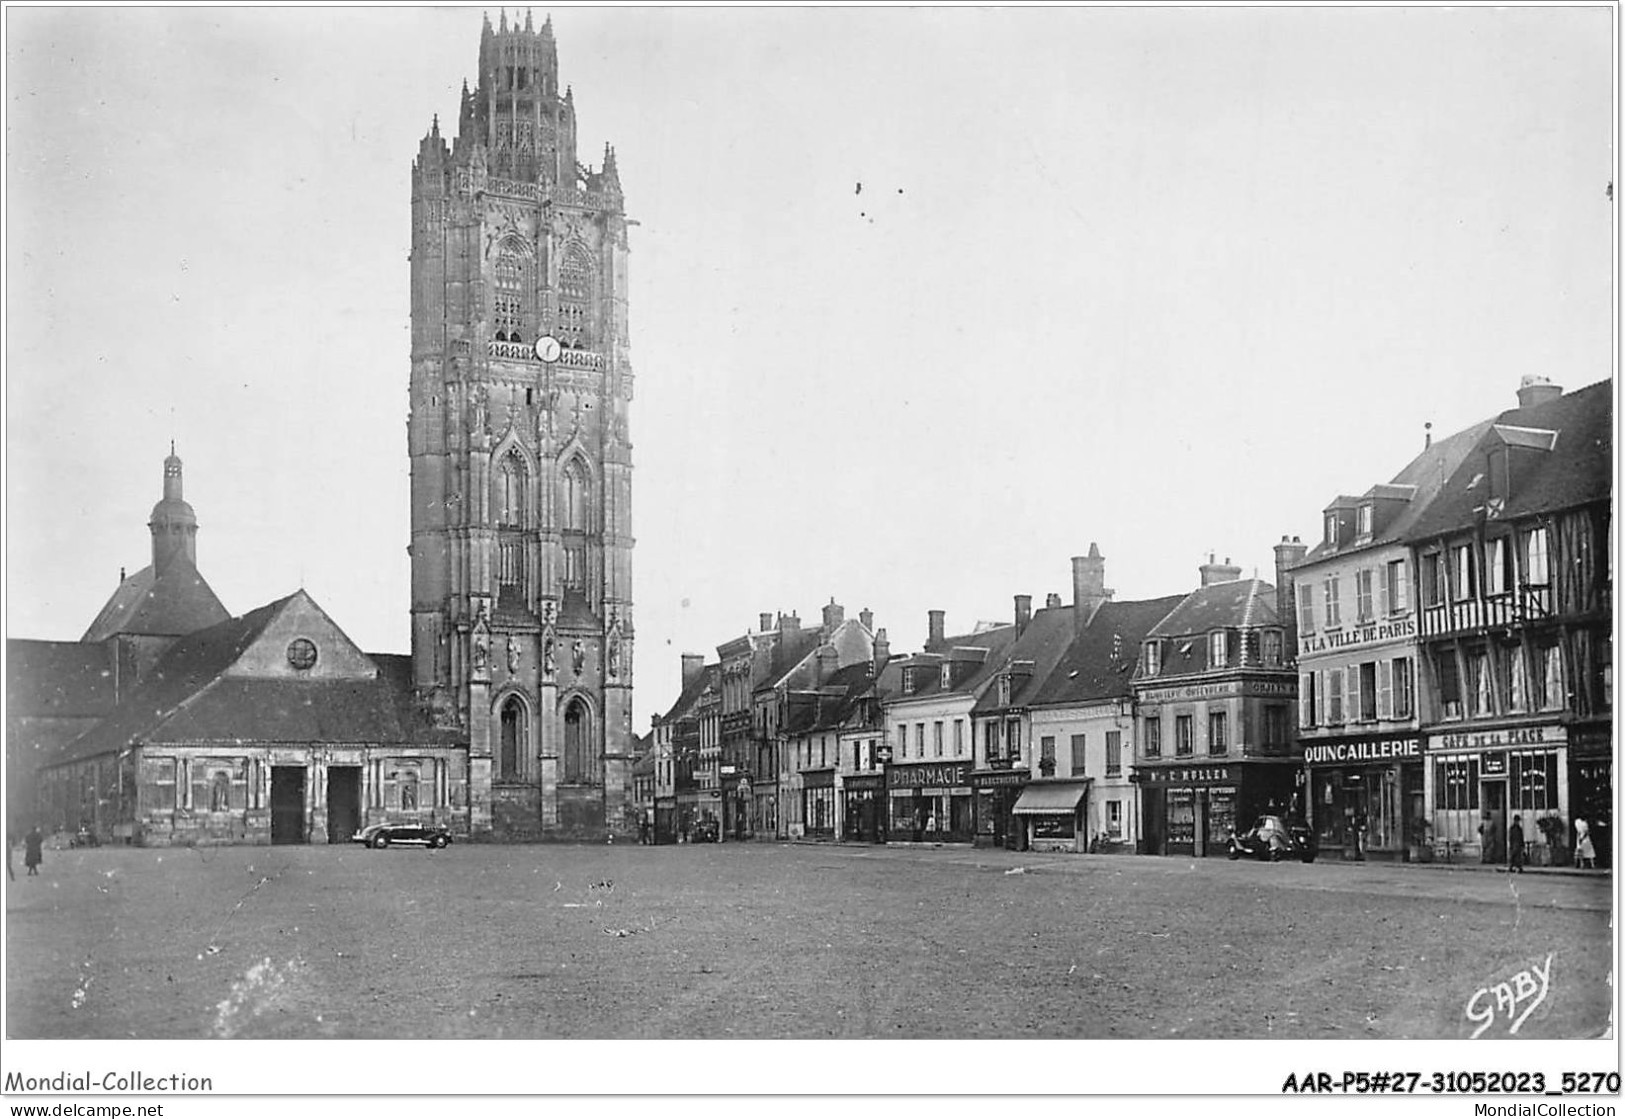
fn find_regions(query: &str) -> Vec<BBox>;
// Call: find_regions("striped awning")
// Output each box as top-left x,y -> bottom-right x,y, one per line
1011,780 -> 1090,815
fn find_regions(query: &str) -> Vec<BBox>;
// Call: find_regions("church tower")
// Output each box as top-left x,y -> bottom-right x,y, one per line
409,11 -> 636,840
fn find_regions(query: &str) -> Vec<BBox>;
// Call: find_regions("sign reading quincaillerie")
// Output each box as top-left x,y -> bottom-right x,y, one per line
1303,737 -> 1420,766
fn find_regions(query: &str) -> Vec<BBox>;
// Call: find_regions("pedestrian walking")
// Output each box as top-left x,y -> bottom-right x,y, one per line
1508,815 -> 1526,873
1574,817 -> 1597,869
23,825 -> 44,877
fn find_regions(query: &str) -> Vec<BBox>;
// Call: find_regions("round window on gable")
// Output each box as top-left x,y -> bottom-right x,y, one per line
287,638 -> 319,671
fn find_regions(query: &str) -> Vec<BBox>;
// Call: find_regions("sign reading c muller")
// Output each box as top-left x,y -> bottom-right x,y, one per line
1303,737 -> 1421,766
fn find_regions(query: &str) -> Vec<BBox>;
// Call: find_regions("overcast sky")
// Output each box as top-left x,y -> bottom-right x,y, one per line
6,6 -> 1614,733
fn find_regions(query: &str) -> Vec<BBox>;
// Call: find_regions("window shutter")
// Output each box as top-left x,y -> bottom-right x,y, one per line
1315,670 -> 1327,725
1347,666 -> 1361,723
1377,660 -> 1393,719
1299,673 -> 1314,728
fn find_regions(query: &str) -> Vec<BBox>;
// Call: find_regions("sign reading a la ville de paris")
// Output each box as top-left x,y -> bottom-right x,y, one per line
1297,617 -> 1417,656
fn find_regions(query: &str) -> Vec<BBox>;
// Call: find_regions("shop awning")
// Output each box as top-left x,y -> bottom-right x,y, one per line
1011,780 -> 1090,815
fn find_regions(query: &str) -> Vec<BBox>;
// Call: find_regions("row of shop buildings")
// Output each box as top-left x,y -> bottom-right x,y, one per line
643,376 -> 1612,867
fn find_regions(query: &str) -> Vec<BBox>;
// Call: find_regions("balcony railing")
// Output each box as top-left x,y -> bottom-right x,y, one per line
486,340 -> 605,370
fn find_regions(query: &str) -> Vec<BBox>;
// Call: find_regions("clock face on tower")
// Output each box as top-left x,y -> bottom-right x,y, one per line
534,335 -> 562,363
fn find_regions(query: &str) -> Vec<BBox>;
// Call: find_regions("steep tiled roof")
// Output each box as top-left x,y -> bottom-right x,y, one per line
971,607 -> 1076,714
81,558 -> 230,642
1027,595 -> 1186,707
661,662 -> 719,724
1148,578 -> 1277,640
893,623 -> 1020,704
1404,379 -> 1612,541
52,594 -> 444,764
7,639 -> 119,719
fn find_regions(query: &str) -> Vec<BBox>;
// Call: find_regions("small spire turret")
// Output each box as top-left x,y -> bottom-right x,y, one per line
525,8 -> 533,32
499,8 -> 508,32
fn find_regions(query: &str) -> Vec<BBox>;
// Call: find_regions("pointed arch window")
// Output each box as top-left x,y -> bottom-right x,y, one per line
558,245 -> 593,346
563,698 -> 591,783
496,452 -> 527,528
493,247 -> 528,343
499,698 -> 524,782
562,457 -> 590,531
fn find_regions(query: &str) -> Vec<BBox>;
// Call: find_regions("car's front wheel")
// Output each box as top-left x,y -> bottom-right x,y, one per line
430,835 -> 449,849
1227,844 -> 1241,861
1300,852 -> 1316,864
371,834 -> 390,849
1269,848 -> 1283,862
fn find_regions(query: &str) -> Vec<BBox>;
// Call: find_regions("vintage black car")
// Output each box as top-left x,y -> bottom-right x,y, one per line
691,818 -> 720,843
68,827 -> 101,849
353,822 -> 452,849
1227,815 -> 1316,863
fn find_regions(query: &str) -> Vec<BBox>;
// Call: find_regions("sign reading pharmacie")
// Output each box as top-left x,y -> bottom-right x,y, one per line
1303,736 -> 1420,766
1297,617 -> 1417,657
887,761 -> 972,790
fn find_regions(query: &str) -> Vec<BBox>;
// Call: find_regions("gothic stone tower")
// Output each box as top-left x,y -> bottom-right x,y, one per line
409,11 -> 635,841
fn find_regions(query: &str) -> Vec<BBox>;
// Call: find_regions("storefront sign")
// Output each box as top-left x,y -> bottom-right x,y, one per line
1134,763 -> 1241,787
802,769 -> 835,789
887,761 -> 971,790
1481,752 -> 1507,776
1137,679 -> 1295,703
1298,617 -> 1417,657
844,773 -> 884,791
1303,737 -> 1420,766
1432,725 -> 1565,752
970,769 -> 1030,788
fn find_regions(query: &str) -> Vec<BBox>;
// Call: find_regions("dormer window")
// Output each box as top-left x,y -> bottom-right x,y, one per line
1144,641 -> 1161,676
1357,504 -> 1373,539
997,675 -> 1011,706
1325,512 -> 1339,548
1262,629 -> 1283,666
1209,631 -> 1227,668
940,663 -> 952,690
902,668 -> 916,696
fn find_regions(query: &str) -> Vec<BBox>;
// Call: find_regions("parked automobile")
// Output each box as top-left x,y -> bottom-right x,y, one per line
353,822 -> 452,849
68,827 -> 101,848
691,818 -> 720,843
1228,815 -> 1316,863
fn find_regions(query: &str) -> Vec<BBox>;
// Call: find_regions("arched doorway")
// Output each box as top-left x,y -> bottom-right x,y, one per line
563,698 -> 590,783
499,698 -> 523,781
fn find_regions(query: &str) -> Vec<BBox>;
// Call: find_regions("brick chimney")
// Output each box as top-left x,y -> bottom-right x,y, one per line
873,627 -> 891,672
1199,553 -> 1243,587
681,653 -> 705,690
815,645 -> 839,686
926,610 -> 946,652
759,612 -> 773,633
1072,543 -> 1111,628
1273,535 -> 1308,643
1516,375 -> 1563,410
859,607 -> 874,632
1045,593 -> 1063,609
821,597 -> 845,636
1015,594 -> 1032,634
779,611 -> 801,637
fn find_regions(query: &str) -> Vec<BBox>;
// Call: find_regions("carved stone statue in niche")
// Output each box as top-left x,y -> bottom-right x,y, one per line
608,636 -> 621,680
469,384 -> 489,436
543,634 -> 556,677
471,601 -> 491,675
472,630 -> 489,673
571,640 -> 585,677
507,635 -> 522,673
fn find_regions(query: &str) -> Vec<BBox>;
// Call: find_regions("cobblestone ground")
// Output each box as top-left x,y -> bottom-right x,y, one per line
3,841 -> 1611,1040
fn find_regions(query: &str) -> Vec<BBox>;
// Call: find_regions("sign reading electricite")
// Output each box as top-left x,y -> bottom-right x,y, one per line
888,761 -> 971,790
1303,737 -> 1421,766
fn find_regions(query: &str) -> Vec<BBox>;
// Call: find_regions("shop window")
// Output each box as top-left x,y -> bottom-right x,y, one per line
1175,715 -> 1193,756
1354,569 -> 1374,622
1298,585 -> 1315,635
1106,800 -> 1122,839
1105,731 -> 1122,776
1069,734 -> 1086,775
1510,751 -> 1558,811
1039,736 -> 1056,777
1323,577 -> 1342,628
1299,672 -> 1317,729
1207,712 -> 1227,755
1358,662 -> 1378,721
1144,716 -> 1161,758
1524,527 -> 1551,587
1434,758 -> 1480,810
1386,560 -> 1409,615
1451,544 -> 1475,601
